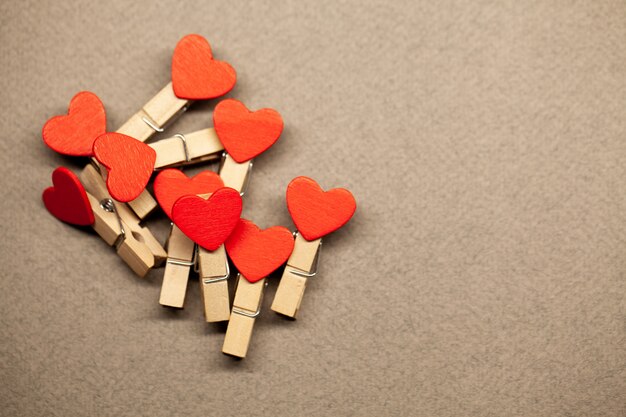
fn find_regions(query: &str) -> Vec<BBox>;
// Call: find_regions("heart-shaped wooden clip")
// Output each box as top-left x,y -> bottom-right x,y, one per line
171,34 -> 237,100
172,187 -> 243,251
93,133 -> 156,202
154,169 -> 224,220
43,167 -> 95,226
213,99 -> 284,163
225,219 -> 295,282
286,176 -> 356,241
42,91 -> 106,156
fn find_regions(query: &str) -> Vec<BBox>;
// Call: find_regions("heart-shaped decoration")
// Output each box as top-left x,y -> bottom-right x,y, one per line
286,176 -> 356,241
172,187 -> 242,251
43,167 -> 95,226
171,34 -> 237,100
213,99 -> 284,163
42,91 -> 106,156
225,219 -> 294,283
93,133 -> 156,202
154,169 -> 224,220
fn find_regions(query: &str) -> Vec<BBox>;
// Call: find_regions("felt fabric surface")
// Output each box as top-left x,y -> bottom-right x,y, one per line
0,1 -> 625,416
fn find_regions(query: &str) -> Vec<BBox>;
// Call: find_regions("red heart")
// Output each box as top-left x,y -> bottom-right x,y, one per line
43,167 -> 94,226
172,187 -> 242,251
154,169 -> 224,220
286,176 -> 356,241
225,219 -> 295,283
213,99 -> 284,163
171,34 -> 237,100
93,133 -> 156,202
42,91 -> 106,156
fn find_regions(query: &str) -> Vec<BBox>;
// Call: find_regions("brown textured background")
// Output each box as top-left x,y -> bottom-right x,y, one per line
1,1 -> 625,416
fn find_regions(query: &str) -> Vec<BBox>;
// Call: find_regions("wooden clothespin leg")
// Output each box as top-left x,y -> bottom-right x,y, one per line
271,233 -> 321,318
197,246 -> 231,322
88,194 -> 161,279
150,128 -> 224,170
159,225 -> 195,308
222,275 -> 267,358
117,82 -> 189,143
223,219 -> 295,358
80,164 -> 167,277
219,153 -> 253,192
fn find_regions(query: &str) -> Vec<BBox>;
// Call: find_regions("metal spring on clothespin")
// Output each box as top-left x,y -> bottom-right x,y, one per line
99,198 -> 125,249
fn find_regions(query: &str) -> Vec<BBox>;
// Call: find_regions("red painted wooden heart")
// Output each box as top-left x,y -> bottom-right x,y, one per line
42,167 -> 94,226
171,34 -> 237,100
42,91 -> 106,156
286,176 -> 356,241
154,169 -> 224,220
225,219 -> 295,283
213,99 -> 284,163
92,133 -> 156,202
172,187 -> 242,251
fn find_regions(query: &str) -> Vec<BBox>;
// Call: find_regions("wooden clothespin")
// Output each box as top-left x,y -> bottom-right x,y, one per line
213,99 -> 284,191
196,245 -> 230,322
80,164 -> 167,277
116,33 -> 236,220
42,167 -> 158,276
271,177 -> 356,318
116,82 -> 187,144
169,188 -> 243,320
153,169 -> 225,309
222,219 -> 294,358
150,128 -> 224,169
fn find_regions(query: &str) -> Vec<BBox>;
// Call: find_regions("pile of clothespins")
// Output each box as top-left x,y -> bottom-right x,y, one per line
41,34 -> 356,358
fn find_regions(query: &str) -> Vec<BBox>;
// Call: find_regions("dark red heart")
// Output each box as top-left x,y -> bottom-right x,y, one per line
42,91 -> 106,156
92,133 -> 156,202
154,169 -> 224,220
213,99 -> 284,163
286,176 -> 356,241
225,219 -> 294,283
43,167 -> 95,226
172,187 -> 242,251
171,34 -> 237,100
